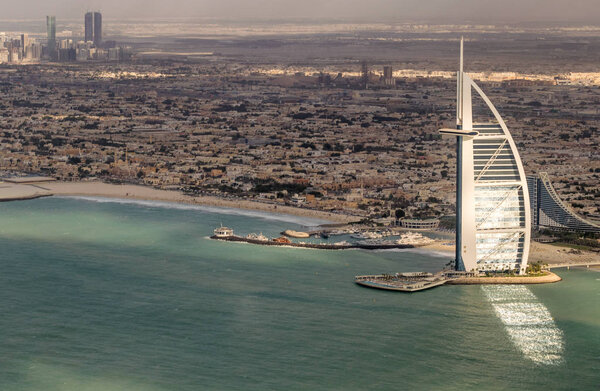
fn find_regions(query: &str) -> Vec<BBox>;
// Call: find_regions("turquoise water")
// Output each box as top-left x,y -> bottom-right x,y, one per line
0,197 -> 598,390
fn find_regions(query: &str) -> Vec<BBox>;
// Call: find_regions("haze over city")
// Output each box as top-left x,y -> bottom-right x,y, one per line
1,0 -> 599,22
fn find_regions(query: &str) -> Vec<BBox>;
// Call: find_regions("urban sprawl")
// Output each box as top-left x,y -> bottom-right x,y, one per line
1,19 -> 599,229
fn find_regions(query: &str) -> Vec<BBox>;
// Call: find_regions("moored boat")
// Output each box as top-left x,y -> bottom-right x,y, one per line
214,226 -> 234,238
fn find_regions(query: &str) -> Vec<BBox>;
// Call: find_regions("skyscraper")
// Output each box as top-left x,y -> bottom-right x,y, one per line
361,61 -> 369,89
94,12 -> 102,46
439,38 -> 531,274
383,65 -> 393,85
85,12 -> 102,46
46,16 -> 56,60
85,12 -> 93,42
20,34 -> 28,58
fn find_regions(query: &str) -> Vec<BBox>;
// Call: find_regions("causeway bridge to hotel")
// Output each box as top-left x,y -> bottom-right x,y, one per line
546,262 -> 600,270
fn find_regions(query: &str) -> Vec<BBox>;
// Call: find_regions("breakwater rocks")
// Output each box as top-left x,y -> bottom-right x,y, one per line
210,235 -> 415,250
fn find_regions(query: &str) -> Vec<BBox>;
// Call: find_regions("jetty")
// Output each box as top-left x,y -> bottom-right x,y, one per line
210,234 -> 417,250
355,270 -> 563,292
355,272 -> 448,292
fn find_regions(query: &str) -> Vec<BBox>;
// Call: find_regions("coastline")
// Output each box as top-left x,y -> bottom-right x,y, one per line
1,179 -> 597,266
0,180 -> 358,224
420,240 -> 599,267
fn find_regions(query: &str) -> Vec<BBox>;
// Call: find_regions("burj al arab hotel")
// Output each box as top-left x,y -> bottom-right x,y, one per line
440,39 -> 531,274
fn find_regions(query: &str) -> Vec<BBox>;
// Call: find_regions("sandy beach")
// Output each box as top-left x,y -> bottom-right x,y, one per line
0,182 -> 51,201
421,240 -> 599,266
0,180 -> 358,224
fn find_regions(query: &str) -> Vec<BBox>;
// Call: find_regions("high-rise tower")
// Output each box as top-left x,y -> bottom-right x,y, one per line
20,34 -> 28,58
46,16 -> 56,60
439,38 -> 531,274
93,12 -> 102,46
383,66 -> 394,86
85,12 -> 102,46
85,12 -> 93,42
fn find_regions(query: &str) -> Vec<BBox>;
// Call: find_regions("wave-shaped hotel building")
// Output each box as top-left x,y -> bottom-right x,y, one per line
440,39 -> 531,274
528,173 -> 600,233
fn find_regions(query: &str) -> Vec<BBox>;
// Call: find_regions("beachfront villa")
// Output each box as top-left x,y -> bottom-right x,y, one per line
439,39 -> 531,274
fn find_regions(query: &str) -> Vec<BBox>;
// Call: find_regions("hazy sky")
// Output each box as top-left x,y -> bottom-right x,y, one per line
1,0 -> 599,23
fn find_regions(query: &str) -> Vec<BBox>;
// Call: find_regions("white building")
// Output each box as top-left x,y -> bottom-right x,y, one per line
439,39 -> 530,274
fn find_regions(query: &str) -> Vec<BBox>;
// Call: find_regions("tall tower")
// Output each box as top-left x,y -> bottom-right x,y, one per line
85,12 -> 102,45
46,16 -> 56,60
439,38 -> 531,274
383,66 -> 394,86
20,34 -> 28,58
93,12 -> 102,47
361,61 -> 369,89
85,12 -> 94,43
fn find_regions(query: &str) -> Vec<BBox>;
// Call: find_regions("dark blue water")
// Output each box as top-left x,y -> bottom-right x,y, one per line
0,197 -> 598,390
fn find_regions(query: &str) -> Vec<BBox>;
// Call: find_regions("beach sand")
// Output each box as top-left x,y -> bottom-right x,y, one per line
0,180 -> 358,224
420,240 -> 599,266
0,182 -> 52,201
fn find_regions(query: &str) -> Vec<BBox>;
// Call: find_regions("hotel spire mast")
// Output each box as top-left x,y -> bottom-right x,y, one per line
458,36 -> 463,127
455,37 -> 464,271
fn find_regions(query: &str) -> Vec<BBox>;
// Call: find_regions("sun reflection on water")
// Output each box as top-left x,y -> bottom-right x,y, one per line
482,285 -> 564,365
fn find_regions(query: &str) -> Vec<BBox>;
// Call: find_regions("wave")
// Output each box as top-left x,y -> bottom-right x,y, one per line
482,285 -> 564,365
55,196 -> 329,227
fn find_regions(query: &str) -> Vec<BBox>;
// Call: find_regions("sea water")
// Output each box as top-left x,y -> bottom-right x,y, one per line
0,197 -> 598,390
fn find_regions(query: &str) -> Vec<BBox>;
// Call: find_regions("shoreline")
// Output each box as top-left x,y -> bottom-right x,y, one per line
0,194 -> 51,202
420,240 -> 599,267
1,179 -> 597,266
0,180 -> 358,224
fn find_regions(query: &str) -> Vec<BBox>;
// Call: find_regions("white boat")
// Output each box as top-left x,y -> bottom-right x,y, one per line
246,232 -> 268,241
214,226 -> 234,238
351,231 -> 383,240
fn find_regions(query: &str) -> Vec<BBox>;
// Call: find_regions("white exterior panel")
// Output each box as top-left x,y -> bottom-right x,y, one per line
453,74 -> 530,274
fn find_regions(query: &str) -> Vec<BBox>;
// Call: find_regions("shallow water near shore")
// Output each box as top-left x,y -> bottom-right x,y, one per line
0,197 -> 598,390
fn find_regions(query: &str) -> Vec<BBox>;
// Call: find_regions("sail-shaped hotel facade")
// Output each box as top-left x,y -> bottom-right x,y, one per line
440,39 -> 531,274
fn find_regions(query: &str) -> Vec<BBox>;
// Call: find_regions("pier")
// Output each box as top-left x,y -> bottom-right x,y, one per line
354,270 -> 564,292
545,262 -> 600,270
210,235 -> 417,250
355,273 -> 449,292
